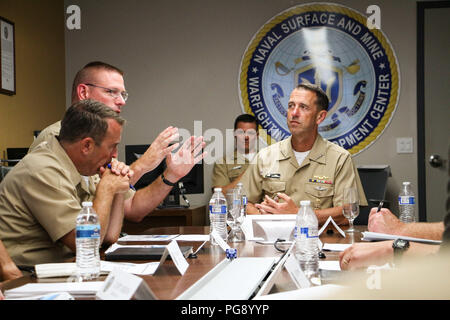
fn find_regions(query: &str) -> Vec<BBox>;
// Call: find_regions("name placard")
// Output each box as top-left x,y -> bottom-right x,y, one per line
284,255 -> 311,289
156,240 -> 189,275
96,268 -> 157,300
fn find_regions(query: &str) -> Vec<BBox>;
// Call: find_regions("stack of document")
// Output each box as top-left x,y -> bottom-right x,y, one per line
35,261 -> 160,278
361,232 -> 442,244
118,234 -> 209,242
35,263 -> 106,278
5,282 -> 105,300
118,234 -> 179,242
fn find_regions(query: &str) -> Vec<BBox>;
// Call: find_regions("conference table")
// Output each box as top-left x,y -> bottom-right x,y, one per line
1,225 -> 367,300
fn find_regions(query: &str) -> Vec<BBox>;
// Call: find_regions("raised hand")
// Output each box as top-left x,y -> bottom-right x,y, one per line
164,136 -> 206,183
131,126 -> 180,175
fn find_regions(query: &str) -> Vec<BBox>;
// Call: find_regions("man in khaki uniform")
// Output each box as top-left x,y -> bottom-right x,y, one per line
30,61 -> 205,223
0,100 -> 132,266
212,114 -> 258,195
241,83 -> 367,225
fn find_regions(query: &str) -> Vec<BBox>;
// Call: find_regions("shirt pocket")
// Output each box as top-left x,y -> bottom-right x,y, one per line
304,182 -> 334,209
228,169 -> 242,181
262,180 -> 286,198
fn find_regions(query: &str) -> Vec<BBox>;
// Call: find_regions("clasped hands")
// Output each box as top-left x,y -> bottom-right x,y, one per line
99,159 -> 134,194
255,193 -> 298,214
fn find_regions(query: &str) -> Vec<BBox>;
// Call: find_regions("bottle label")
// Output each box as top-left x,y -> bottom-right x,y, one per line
398,196 -> 415,205
209,205 -> 227,214
300,227 -> 318,239
242,196 -> 248,205
76,224 -> 101,239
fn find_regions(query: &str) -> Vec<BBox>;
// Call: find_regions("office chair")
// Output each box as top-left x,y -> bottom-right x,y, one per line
5,148 -> 29,166
355,165 -> 391,225
0,148 -> 28,167
0,148 -> 29,181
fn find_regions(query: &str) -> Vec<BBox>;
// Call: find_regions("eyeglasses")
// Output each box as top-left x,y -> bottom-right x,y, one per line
85,83 -> 129,102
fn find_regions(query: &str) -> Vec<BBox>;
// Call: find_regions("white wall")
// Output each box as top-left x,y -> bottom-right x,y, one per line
64,0 -> 421,216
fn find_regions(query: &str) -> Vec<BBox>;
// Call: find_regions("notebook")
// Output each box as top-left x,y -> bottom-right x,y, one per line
105,245 -> 193,261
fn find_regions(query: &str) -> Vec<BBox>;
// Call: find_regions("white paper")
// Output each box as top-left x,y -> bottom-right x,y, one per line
318,216 -> 346,238
118,234 -> 179,242
361,231 -> 442,245
35,261 -> 159,278
174,234 -> 210,242
6,292 -> 75,300
101,261 -> 159,276
248,237 -> 265,242
322,243 -> 352,252
284,255 -> 311,289
210,229 -> 231,252
319,260 -> 341,271
5,282 -> 104,299
127,263 -> 160,275
104,243 -> 166,254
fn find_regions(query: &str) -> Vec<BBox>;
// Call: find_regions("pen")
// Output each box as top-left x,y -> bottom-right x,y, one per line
377,201 -> 384,212
107,164 -> 136,190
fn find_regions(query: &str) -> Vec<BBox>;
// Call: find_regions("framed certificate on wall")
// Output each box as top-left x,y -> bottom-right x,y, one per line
0,17 -> 15,95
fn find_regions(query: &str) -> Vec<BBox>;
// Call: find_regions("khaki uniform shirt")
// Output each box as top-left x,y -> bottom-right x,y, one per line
241,135 -> 367,210
212,151 -> 251,187
0,136 -> 95,266
29,120 -> 61,151
0,136 -> 134,266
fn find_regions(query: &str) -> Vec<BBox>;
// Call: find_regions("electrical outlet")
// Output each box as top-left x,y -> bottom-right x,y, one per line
396,137 -> 413,154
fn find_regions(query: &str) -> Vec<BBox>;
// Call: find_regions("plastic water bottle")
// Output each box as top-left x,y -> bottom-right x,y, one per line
236,182 -> 247,218
209,188 -> 228,245
294,200 -> 320,284
76,202 -> 101,280
398,182 -> 415,223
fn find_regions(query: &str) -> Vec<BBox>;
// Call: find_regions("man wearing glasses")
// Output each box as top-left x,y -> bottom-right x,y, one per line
212,114 -> 259,195
30,61 -> 205,223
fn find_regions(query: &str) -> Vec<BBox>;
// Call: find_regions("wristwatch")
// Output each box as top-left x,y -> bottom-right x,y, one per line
392,239 -> 410,265
161,173 -> 177,187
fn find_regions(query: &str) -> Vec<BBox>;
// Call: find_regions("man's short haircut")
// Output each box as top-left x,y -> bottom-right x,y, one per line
295,83 -> 329,112
59,99 -> 125,145
234,114 -> 258,130
71,61 -> 124,102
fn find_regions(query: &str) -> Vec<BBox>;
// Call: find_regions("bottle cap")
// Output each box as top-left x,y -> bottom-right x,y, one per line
403,182 -> 411,185
214,188 -> 222,192
226,248 -> 237,260
300,200 -> 311,206
237,182 -> 243,186
82,201 -> 93,207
